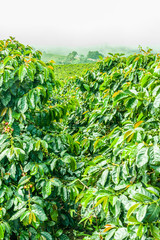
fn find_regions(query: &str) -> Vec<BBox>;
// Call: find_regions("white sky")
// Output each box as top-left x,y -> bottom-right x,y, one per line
0,0 -> 160,48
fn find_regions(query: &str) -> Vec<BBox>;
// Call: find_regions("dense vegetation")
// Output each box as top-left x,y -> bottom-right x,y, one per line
41,46 -> 139,64
41,54 -> 66,65
54,63 -> 97,83
0,38 -> 160,240
87,51 -> 104,60
42,51 -> 104,65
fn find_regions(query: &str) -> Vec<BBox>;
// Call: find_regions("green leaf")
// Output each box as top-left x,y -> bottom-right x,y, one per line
114,91 -> 130,102
1,92 -> 11,106
2,222 -> 10,234
41,232 -> 53,240
50,209 -> 58,222
45,181 -> 52,197
137,224 -> 143,238
41,140 -> 48,150
151,225 -> 160,240
94,197 -> 108,208
70,157 -> 77,171
141,73 -> 151,87
27,66 -> 34,81
154,93 -> 160,108
59,234 -> 70,240
0,224 -> 4,239
32,204 -> 48,221
20,210 -> 30,221
150,225 -> 160,240
98,169 -> 109,187
10,208 -> 27,221
3,56 -> 12,65
18,176 -> 31,186
19,65 -> 27,82
55,229 -> 63,237
149,144 -> 160,166
147,187 -> 159,196
0,149 -> 9,161
130,188 -> 153,202
28,90 -> 35,108
126,98 -> 138,109
147,203 -> 160,222
128,216 -> 139,223
104,229 -> 116,240
39,165 -> 44,176
50,159 -> 57,171
8,163 -> 16,178
127,203 -> 140,219
62,187 -> 68,201
0,75 -> 3,87
114,228 -> 128,240
35,140 -> 41,151
0,64 -> 4,74
136,205 -> 147,222
17,96 -> 28,113
4,70 -> 10,82
112,166 -> 120,184
136,147 -> 148,167
83,84 -> 90,91
8,108 -> 13,123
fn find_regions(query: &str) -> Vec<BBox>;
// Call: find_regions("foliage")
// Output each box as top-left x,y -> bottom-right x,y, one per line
42,53 -> 66,65
42,51 -> 104,65
68,50 -> 160,239
0,37 -> 84,240
54,63 -> 97,83
41,46 -> 139,65
0,38 -> 160,240
66,52 -> 78,63
87,51 -> 104,60
41,52 -> 98,65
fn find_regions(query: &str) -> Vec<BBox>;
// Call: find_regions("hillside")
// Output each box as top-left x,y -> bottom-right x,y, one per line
41,45 -> 141,65
54,63 -> 98,82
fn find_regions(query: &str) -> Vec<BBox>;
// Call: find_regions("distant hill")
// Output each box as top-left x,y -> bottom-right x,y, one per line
41,53 -> 66,64
40,44 -> 160,64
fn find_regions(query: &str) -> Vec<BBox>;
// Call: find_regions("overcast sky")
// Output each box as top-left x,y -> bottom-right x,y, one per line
0,0 -> 160,48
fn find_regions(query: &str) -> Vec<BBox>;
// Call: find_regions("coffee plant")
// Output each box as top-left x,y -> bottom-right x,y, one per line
0,38 -> 84,240
0,38 -> 160,240
69,50 -> 160,239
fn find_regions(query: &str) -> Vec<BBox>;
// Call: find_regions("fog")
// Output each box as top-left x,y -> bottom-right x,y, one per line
0,0 -> 160,49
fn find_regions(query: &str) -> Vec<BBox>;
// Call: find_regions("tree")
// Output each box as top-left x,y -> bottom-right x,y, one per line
87,51 -> 104,60
66,51 -> 78,62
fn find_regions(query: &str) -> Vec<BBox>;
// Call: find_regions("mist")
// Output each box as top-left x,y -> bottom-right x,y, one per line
1,0 -> 160,51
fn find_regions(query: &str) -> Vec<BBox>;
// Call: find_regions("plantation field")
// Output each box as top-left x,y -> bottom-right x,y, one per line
42,53 -> 66,64
54,62 -> 98,82
0,38 -> 160,240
